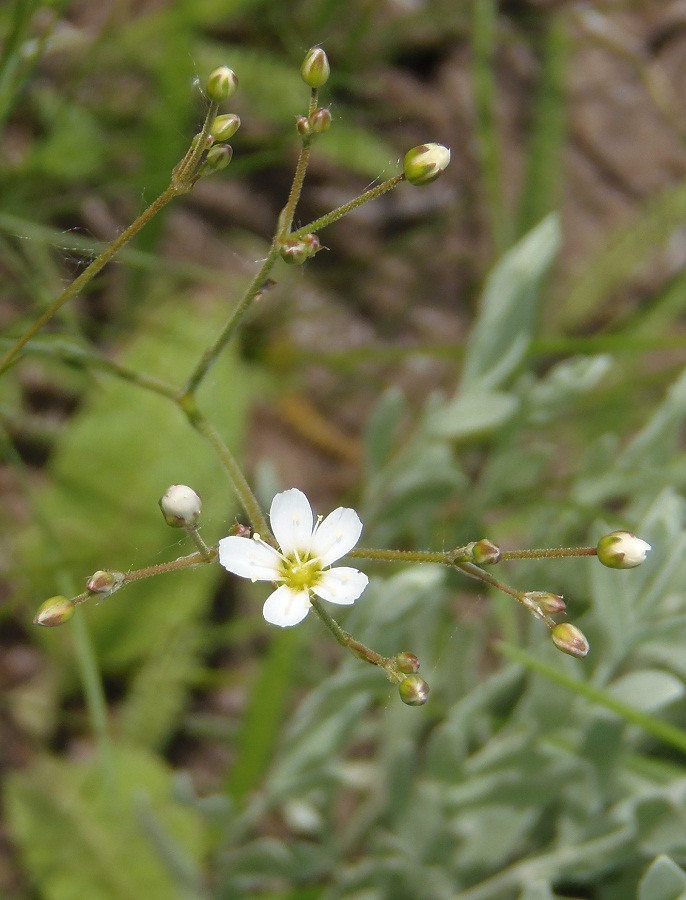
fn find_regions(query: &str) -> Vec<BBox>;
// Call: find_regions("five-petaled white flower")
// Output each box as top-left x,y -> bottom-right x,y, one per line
218,488 -> 369,627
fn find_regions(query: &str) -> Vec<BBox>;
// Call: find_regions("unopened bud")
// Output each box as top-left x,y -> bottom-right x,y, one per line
301,233 -> 321,257
87,570 -> 124,595
309,107 -> 332,134
210,113 -> 240,142
403,143 -> 451,186
596,531 -> 651,569
159,484 -> 202,527
523,591 -> 566,615
296,116 -> 311,137
471,539 -> 501,565
398,674 -> 430,706
204,144 -> 233,172
34,595 -> 75,627
279,238 -> 309,266
230,522 -> 252,538
301,47 -> 330,89
394,652 -> 420,675
206,66 -> 238,102
551,623 -> 590,658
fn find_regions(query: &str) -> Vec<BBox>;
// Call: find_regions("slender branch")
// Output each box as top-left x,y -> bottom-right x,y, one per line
182,247 -> 280,395
289,174 -> 405,240
499,546 -> 597,561
0,101 -> 221,377
181,402 -> 270,537
348,547 -> 450,564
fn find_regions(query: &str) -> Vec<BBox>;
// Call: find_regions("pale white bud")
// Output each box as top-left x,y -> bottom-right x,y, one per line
596,531 -> 651,569
159,484 -> 202,527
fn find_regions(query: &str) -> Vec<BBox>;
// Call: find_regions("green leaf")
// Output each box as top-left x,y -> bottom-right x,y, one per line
428,388 -> 518,440
5,747 -> 206,900
639,855 -> 686,900
461,213 -> 561,391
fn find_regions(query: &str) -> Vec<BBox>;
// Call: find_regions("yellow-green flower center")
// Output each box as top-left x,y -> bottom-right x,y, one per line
281,555 -> 321,592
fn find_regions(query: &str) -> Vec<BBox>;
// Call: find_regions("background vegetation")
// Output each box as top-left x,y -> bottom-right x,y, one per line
2,1 -> 686,898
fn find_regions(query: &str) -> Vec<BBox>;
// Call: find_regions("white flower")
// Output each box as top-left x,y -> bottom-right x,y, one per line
596,531 -> 652,569
218,488 -> 369,627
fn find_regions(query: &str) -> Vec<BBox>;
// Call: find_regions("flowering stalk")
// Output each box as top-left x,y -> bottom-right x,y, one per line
0,96 -> 225,377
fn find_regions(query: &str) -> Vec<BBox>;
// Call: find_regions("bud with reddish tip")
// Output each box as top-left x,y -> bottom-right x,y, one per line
159,484 -> 202,527
398,674 -> 430,706
394,652 -> 420,675
403,143 -> 451,186
301,47 -> 330,89
551,623 -> 590,658
471,539 -> 501,565
279,238 -> 310,266
34,596 -> 75,627
309,108 -> 332,134
596,531 -> 651,569
87,570 -> 124,595
523,591 -> 566,615
206,66 -> 238,102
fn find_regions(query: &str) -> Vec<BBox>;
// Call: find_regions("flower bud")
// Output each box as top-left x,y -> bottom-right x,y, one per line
230,521 -> 252,538
471,539 -> 501,565
210,113 -> 240,142
394,652 -> 420,675
301,233 -> 321,258
309,107 -> 332,134
204,144 -> 233,172
301,47 -> 330,89
87,570 -> 124,595
398,674 -> 430,706
279,238 -> 309,266
34,595 -> 75,627
159,484 -> 202,527
296,116 -> 311,137
596,531 -> 651,569
403,143 -> 451,186
551,623 -> 590,658
523,591 -> 566,615
206,66 -> 238,102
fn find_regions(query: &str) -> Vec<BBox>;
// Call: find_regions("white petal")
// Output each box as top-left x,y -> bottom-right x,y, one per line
270,489 -> 314,557
310,506 -> 363,566
218,535 -> 282,581
313,567 -> 368,605
263,584 -> 311,627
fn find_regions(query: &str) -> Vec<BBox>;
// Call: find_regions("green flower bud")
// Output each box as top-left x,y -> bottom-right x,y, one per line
551,623 -> 590,658
394,652 -> 420,675
206,66 -> 238,102
596,531 -> 651,569
204,144 -> 233,172
471,539 -> 501,565
523,591 -> 566,616
34,595 -> 75,627
301,46 -> 330,88
403,143 -> 451,186
398,674 -> 430,706
301,233 -> 321,257
159,484 -> 202,527
279,238 -> 309,266
309,107 -> 332,134
210,113 -> 240,142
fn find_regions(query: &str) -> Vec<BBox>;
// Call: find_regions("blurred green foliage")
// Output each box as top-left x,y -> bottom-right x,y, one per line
2,1 -> 686,899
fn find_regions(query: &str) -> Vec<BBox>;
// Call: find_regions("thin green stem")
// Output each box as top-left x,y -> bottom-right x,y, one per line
182,247 -> 281,395
348,547 -> 450,564
289,174 -> 405,240
0,101 -> 221,377
455,560 -> 557,628
182,404 -> 270,536
0,186 -> 178,375
309,597 -> 392,672
499,546 -> 597,561
186,523 -> 214,561
497,641 -> 686,755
